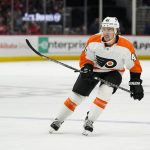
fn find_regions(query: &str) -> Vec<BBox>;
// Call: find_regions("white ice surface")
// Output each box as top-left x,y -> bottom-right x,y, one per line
0,60 -> 150,150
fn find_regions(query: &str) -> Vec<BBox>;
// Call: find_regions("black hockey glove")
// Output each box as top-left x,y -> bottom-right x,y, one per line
129,78 -> 144,100
80,64 -> 93,80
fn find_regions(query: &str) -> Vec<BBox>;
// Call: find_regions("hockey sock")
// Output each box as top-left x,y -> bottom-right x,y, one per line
88,97 -> 108,122
56,92 -> 86,122
88,85 -> 113,122
56,99 -> 74,122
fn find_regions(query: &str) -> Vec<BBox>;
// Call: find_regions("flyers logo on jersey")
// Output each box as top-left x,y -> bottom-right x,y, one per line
96,55 -> 117,68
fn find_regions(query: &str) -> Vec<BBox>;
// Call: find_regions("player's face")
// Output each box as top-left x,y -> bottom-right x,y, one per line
101,27 -> 115,42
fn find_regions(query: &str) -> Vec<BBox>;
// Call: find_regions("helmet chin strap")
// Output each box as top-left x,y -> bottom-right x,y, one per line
102,34 -> 116,44
101,28 -> 117,45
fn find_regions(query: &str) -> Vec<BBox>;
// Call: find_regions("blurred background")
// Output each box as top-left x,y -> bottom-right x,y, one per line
0,0 -> 150,35
0,0 -> 150,61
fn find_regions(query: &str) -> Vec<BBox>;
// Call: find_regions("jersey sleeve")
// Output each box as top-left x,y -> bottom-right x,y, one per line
79,50 -> 94,68
79,34 -> 101,68
124,41 -> 142,73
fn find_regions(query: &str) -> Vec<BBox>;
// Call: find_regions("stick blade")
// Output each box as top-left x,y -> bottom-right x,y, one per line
25,39 -> 43,57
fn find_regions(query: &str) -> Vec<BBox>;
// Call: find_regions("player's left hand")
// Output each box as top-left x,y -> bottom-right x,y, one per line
80,64 -> 93,80
129,78 -> 144,100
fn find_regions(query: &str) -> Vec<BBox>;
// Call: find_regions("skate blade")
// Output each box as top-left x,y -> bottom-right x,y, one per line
82,130 -> 91,136
49,128 -> 55,134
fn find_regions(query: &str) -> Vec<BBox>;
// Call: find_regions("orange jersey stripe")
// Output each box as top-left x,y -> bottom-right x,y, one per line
93,97 -> 108,109
130,60 -> 142,73
64,98 -> 77,111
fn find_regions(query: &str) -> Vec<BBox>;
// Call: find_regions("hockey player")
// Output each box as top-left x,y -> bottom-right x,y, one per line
49,17 -> 144,135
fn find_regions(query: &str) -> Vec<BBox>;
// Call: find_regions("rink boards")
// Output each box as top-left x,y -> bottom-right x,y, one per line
0,35 -> 150,61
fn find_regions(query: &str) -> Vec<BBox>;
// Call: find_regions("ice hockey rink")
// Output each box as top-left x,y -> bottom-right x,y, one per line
0,60 -> 149,150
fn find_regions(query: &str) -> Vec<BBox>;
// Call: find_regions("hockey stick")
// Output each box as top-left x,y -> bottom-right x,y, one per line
25,39 -> 131,94
25,39 -> 79,72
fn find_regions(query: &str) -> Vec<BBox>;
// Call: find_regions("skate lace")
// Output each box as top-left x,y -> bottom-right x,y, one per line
84,119 -> 93,128
53,119 -> 62,127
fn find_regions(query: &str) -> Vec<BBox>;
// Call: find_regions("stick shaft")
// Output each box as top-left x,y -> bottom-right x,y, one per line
25,39 -> 79,72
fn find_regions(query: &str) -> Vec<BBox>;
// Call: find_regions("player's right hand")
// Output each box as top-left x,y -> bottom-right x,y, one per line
80,64 -> 93,79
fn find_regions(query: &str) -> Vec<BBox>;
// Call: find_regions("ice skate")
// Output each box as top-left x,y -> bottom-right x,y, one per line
82,112 -> 93,136
49,118 -> 63,133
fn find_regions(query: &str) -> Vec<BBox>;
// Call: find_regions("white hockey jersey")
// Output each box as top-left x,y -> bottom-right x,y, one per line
80,33 -> 142,73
